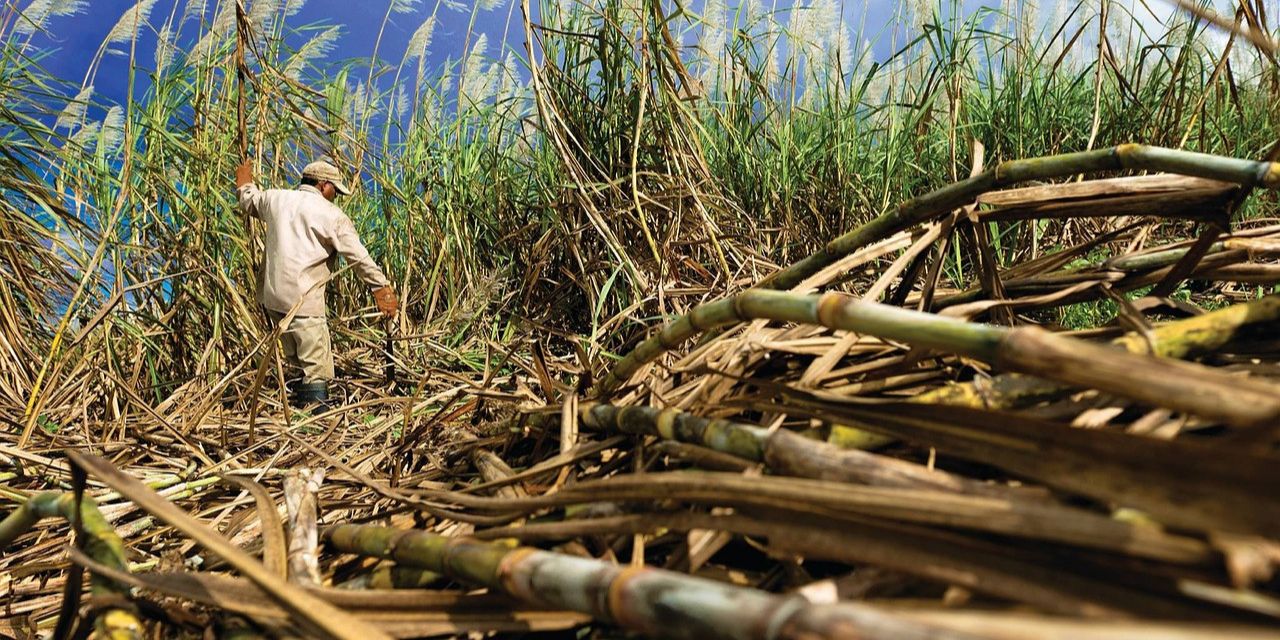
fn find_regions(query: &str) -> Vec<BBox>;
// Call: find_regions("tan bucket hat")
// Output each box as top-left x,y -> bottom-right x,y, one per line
301,160 -> 353,196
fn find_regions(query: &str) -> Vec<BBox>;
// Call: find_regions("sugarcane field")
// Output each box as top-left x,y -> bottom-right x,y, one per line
6,0 -> 1280,637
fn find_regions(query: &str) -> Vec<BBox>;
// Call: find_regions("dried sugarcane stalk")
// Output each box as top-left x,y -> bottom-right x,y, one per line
323,524 -> 980,640
763,145 -> 1280,291
458,471 -> 1212,563
597,290 -> 1280,429
771,396 -> 1280,537
0,492 -> 143,639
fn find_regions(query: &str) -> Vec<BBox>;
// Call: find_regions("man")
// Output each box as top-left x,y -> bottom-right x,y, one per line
235,158 -> 398,407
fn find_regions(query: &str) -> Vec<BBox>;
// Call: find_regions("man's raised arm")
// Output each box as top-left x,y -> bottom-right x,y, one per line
234,159 -> 263,219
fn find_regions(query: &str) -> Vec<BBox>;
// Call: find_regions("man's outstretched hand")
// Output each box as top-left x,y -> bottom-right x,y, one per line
374,286 -> 399,317
235,159 -> 253,187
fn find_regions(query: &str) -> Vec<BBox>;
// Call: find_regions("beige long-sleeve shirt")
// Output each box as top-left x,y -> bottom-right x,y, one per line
237,183 -> 390,317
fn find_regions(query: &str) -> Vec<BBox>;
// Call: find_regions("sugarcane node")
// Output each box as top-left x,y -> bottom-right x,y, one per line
387,530 -> 446,571
443,537 -> 511,587
1113,142 -> 1143,169
1261,161 -> 1280,189
727,293 -> 750,325
605,564 -> 654,631
758,594 -> 813,640
656,408 -> 680,441
815,291 -> 855,330
577,401 -> 604,429
494,546 -> 540,600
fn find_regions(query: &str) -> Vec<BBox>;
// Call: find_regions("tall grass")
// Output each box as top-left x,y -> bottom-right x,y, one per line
0,0 -> 1276,426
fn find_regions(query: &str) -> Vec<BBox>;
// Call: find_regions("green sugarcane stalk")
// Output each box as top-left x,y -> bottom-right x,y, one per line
323,524 -> 978,640
0,492 -> 143,639
762,145 -> 1280,291
597,290 -> 1003,395
832,292 -> 1280,449
920,292 -> 1280,410
597,290 -> 1280,429
577,403 -> 1032,499
508,403 -> 1029,498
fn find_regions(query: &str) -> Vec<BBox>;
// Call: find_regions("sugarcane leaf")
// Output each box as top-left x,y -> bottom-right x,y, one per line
67,548 -> 591,636
220,475 -> 288,579
66,451 -> 392,640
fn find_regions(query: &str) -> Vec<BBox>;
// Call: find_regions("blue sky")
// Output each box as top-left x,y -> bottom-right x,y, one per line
20,0 -> 886,103
15,0 -> 1208,111
25,0 -> 523,96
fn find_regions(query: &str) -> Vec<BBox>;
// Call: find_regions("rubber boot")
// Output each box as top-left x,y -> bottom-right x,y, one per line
291,381 -> 330,410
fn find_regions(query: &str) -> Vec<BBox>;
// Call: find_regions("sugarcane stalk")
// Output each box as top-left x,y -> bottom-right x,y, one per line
598,290 -> 1280,429
470,510 -> 1195,618
323,524 -> 978,640
0,492 -> 143,639
577,402 -> 1032,499
763,145 -> 1280,291
597,290 -> 1005,395
833,288 -> 1280,444
1106,241 -> 1228,271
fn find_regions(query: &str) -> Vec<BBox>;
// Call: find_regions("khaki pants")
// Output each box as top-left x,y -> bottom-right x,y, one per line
267,311 -> 334,383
